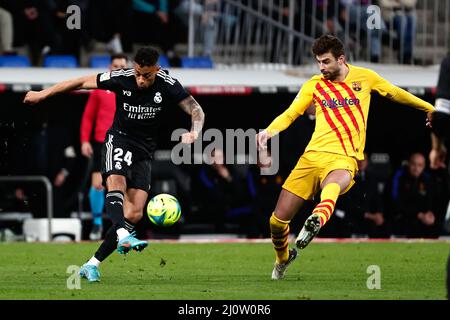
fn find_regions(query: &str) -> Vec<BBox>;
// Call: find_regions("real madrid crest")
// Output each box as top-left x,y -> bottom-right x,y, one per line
154,92 -> 162,103
352,81 -> 362,91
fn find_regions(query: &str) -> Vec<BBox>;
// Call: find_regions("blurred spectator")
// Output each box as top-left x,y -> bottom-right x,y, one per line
295,0 -> 342,38
20,88 -> 85,218
53,144 -> 78,217
198,148 -> 256,235
46,0 -> 89,62
300,0 -> 346,43
4,0 -> 57,65
430,52 -> 450,171
87,0 -> 130,53
322,0 -> 345,40
379,0 -> 417,64
262,0 -> 335,63
430,52 -> 450,234
391,152 -> 439,238
0,186 -> 31,237
173,0 -> 202,28
202,0 -> 236,57
173,0 -> 235,57
338,154 -> 390,238
132,0 -> 175,57
428,52 -> 450,300
271,0 -> 346,63
427,55 -> 449,228
341,0 -> 387,63
0,5 -> 14,55
0,186 -> 30,213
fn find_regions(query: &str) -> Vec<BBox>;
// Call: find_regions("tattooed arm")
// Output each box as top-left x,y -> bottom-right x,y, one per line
179,95 -> 205,143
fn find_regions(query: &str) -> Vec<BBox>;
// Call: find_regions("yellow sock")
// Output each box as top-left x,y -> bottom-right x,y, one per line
270,213 -> 290,264
313,183 -> 340,227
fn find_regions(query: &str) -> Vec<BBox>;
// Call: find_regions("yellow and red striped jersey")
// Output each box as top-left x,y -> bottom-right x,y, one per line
266,64 -> 435,160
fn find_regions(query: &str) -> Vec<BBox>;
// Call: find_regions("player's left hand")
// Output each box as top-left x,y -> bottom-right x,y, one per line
256,130 -> 272,150
181,131 -> 199,144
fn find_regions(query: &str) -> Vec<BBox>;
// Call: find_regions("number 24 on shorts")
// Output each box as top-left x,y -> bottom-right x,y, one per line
114,147 -> 132,170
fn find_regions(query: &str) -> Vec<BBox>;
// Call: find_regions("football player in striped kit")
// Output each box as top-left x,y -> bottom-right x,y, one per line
256,35 -> 434,280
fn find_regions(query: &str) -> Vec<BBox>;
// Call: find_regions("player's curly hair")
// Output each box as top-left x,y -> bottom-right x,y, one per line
312,34 -> 345,59
134,47 -> 160,67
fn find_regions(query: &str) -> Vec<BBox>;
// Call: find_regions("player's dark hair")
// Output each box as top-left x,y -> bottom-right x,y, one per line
134,47 -> 160,67
111,53 -> 128,63
312,34 -> 345,60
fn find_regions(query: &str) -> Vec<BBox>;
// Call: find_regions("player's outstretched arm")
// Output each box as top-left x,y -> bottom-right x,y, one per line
178,95 -> 205,144
389,85 -> 435,114
23,74 -> 98,105
370,71 -> 435,114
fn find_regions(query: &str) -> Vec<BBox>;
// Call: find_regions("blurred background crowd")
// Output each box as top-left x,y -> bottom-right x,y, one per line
1,0 -> 449,67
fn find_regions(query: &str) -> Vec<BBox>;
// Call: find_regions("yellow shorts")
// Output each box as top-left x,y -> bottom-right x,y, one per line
282,151 -> 358,200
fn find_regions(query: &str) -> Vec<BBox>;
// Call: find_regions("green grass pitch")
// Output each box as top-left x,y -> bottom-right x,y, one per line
0,241 -> 448,300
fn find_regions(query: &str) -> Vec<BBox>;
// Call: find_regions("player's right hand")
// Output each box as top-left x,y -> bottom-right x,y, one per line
23,90 -> 45,105
81,142 -> 93,158
256,130 -> 271,150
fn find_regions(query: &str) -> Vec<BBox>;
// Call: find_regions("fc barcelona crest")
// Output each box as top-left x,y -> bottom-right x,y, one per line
352,81 -> 362,91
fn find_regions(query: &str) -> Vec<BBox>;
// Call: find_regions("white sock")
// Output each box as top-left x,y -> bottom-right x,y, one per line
86,256 -> 100,268
116,228 -> 130,241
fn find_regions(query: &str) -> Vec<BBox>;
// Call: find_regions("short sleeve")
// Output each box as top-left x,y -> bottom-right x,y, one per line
96,71 -> 122,92
167,79 -> 190,104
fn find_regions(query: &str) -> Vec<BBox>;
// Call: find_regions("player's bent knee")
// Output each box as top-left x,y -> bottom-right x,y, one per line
106,175 -> 126,192
270,211 -> 290,225
273,190 -> 305,221
272,207 -> 295,222
272,210 -> 287,222
124,209 -> 143,224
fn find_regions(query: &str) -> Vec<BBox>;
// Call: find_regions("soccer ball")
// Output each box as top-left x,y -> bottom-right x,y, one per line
147,194 -> 181,227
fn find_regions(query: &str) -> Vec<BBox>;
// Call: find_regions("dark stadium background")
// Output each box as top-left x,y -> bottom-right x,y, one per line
0,89 -> 437,238
0,90 -> 435,173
